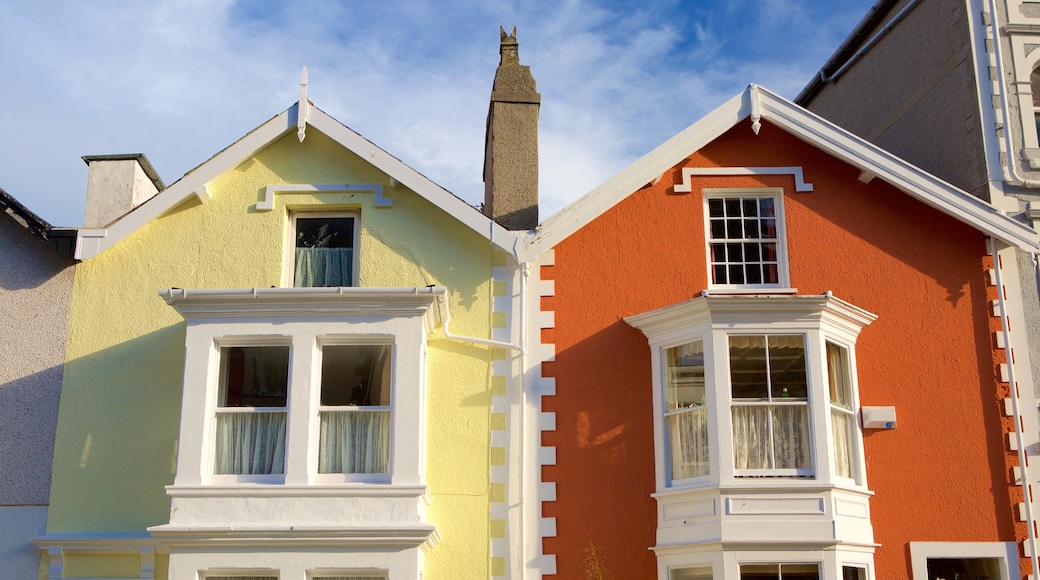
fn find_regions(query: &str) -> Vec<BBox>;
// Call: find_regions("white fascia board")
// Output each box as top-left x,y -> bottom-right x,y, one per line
75,108 -> 298,259
755,87 -> 1040,252
306,107 -> 520,257
522,86 -> 1040,262
76,103 -> 521,260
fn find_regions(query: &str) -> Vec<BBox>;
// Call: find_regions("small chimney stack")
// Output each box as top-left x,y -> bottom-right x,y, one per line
483,26 -> 540,231
82,154 -> 164,228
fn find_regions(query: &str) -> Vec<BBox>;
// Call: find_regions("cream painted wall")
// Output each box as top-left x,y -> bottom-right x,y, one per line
48,128 -> 497,578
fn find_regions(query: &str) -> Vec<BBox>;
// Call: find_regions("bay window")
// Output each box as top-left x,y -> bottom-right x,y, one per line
154,286 -> 442,580
628,294 -> 877,578
627,294 -> 873,487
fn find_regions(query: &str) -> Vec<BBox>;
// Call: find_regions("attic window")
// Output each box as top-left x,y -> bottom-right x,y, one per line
291,213 -> 358,287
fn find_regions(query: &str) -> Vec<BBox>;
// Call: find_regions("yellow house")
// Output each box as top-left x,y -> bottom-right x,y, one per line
35,78 -> 527,579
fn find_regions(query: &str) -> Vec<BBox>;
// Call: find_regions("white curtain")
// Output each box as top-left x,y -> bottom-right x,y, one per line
831,410 -> 853,478
319,410 -> 390,474
295,247 -> 352,287
669,407 -> 709,479
214,412 -> 286,475
732,405 -> 810,471
732,406 -> 772,469
771,405 -> 811,470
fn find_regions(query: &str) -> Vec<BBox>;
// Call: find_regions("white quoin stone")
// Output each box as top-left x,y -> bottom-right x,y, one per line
82,154 -> 163,228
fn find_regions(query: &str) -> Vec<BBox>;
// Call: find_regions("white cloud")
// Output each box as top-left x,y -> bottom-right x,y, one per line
0,0 -> 875,226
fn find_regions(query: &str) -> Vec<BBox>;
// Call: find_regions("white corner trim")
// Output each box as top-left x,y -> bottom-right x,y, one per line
257,183 -> 392,212
674,167 -> 814,193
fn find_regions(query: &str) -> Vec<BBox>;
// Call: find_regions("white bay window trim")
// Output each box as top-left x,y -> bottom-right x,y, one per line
627,294 -> 877,566
151,287 -> 444,580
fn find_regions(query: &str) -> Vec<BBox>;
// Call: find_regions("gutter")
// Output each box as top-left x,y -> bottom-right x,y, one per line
796,0 -> 902,105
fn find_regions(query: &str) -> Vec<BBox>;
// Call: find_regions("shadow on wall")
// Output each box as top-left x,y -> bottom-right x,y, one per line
48,323 -> 185,533
0,217 -> 74,292
0,363 -> 63,506
540,319 -> 658,579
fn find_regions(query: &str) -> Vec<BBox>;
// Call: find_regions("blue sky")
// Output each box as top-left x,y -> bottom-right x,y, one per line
0,0 -> 876,227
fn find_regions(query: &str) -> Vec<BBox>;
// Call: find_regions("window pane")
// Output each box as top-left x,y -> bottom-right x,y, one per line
768,336 -> 807,399
219,346 -> 289,408
294,217 -> 355,287
926,558 -> 1002,580
665,341 -> 705,410
319,410 -> 390,474
708,198 -> 724,218
725,198 -> 742,216
842,566 -> 867,580
740,563 -> 820,580
740,564 -> 780,579
672,566 -> 714,580
730,336 -> 768,399
832,410 -> 854,478
772,405 -> 811,470
669,407 -> 709,478
214,411 -> 286,475
826,342 -> 852,409
733,405 -> 772,469
321,345 -> 392,406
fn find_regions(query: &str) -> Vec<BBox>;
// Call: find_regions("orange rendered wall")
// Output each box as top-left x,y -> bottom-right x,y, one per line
540,120 -> 1017,579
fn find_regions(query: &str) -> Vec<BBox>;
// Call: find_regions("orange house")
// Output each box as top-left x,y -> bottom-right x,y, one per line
517,86 -> 1040,580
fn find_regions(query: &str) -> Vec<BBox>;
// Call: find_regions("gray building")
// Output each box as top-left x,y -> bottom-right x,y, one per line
0,189 -> 75,579
798,1 -> 1040,578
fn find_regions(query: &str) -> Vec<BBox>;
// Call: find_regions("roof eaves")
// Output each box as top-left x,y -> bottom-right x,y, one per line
523,85 -> 1039,260
0,187 -> 78,259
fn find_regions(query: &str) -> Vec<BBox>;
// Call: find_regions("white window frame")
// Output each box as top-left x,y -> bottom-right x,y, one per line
308,570 -> 388,580
726,332 -> 814,478
627,294 -> 875,490
312,337 -> 396,484
703,188 -> 791,292
209,337 -> 293,485
909,542 -> 1017,580
658,550 -> 874,580
285,211 -> 361,288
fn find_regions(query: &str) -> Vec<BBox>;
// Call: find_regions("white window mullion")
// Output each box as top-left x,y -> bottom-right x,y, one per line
805,330 -> 832,482
709,331 -> 736,484
284,334 -> 316,485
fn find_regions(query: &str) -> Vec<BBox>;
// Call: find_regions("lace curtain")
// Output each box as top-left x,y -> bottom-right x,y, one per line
669,407 -> 709,479
319,410 -> 391,474
214,411 -> 286,475
295,247 -> 353,287
732,405 -> 810,470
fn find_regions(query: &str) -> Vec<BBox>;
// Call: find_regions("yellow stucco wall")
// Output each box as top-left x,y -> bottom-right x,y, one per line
48,128 -> 496,578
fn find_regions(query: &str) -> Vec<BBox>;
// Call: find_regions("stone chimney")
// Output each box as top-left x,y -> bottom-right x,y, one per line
82,154 -> 164,228
483,26 -> 540,231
